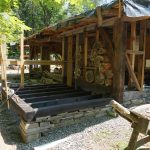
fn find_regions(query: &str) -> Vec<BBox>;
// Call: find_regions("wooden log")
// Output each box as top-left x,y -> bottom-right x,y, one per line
113,19 -> 126,102
111,100 -> 138,123
96,6 -> 103,26
34,98 -> 112,118
9,94 -> 36,122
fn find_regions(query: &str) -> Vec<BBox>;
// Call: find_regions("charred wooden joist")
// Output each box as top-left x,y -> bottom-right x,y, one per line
7,84 -> 112,122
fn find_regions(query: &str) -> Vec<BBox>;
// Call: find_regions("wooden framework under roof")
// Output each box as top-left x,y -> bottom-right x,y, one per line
1,0 -> 150,102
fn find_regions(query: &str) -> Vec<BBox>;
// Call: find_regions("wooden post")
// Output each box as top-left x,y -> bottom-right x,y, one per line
96,28 -> 99,41
62,37 -> 65,79
20,29 -> 24,87
118,0 -> 122,18
75,34 -> 79,89
0,35 -> 8,106
67,36 -> 73,87
40,46 -> 42,71
137,20 -> 147,90
96,6 -> 103,26
83,32 -> 88,78
113,19 -> 127,102
130,22 -> 136,70
127,128 -> 139,150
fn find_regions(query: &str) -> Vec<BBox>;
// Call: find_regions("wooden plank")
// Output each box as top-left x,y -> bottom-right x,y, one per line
31,94 -> 97,108
25,91 -> 90,103
34,98 -> 112,118
67,36 -> 73,87
113,19 -> 127,102
20,29 -> 25,87
125,54 -> 141,91
96,6 -> 103,26
24,60 -> 65,65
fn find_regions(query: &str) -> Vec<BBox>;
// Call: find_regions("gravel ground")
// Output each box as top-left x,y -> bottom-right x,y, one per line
0,104 -> 150,150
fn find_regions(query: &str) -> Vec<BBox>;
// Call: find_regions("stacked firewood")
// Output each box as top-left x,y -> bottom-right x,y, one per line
41,69 -> 63,84
85,41 -> 113,86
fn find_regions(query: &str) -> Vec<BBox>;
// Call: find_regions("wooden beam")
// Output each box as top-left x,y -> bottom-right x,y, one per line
137,20 -> 147,90
113,19 -> 127,102
20,29 -> 24,87
125,54 -> 141,91
130,22 -> 136,70
96,6 -> 103,26
84,32 -> 88,68
62,37 -> 65,78
67,36 -> 73,87
25,60 -> 65,65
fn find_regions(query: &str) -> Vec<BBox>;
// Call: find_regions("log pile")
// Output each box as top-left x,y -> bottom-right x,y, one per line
85,41 -> 113,86
41,70 -> 63,84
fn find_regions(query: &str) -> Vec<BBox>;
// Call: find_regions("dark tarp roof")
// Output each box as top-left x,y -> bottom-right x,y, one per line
97,0 -> 150,17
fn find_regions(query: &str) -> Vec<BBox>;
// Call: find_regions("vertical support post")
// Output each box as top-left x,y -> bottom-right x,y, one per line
137,20 -> 147,90
84,32 -> 88,77
96,28 -> 99,41
127,128 -> 139,150
130,22 -> 136,70
0,35 -> 8,106
96,6 -> 103,26
40,46 -> 42,71
67,36 -> 73,87
62,37 -> 65,80
118,0 -> 122,18
20,29 -> 24,87
113,19 -> 127,102
75,33 -> 79,89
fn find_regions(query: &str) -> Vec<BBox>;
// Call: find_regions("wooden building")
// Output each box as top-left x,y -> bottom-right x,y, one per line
25,0 -> 150,101
1,0 -> 150,142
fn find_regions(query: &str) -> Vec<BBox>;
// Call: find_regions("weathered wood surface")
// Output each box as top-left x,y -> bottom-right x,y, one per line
113,19 -> 126,102
111,100 -> 150,150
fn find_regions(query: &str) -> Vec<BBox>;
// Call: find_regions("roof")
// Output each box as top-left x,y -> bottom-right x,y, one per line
26,0 -> 150,42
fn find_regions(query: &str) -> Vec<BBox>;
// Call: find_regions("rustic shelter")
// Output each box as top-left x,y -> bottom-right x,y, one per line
1,0 -> 150,142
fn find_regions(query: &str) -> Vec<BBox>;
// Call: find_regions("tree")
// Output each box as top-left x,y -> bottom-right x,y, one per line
0,0 -> 30,43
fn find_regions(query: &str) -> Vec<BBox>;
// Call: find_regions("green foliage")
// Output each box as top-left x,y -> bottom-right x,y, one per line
0,0 -> 31,43
17,0 -> 66,34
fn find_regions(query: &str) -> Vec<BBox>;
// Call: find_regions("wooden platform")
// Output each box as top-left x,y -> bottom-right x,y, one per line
2,84 -> 112,142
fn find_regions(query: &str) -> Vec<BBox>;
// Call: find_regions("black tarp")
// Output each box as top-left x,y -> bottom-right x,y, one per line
97,0 -> 150,17
124,0 -> 150,17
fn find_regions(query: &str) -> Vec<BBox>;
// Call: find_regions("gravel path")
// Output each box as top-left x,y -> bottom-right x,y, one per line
0,105 -> 150,150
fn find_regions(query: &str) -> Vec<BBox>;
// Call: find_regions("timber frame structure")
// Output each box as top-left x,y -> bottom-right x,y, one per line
1,0 -> 150,143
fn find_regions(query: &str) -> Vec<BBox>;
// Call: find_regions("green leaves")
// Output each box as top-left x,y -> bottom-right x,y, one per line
0,0 -> 31,43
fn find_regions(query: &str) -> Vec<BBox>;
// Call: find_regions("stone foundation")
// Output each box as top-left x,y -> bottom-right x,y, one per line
19,106 -> 111,143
